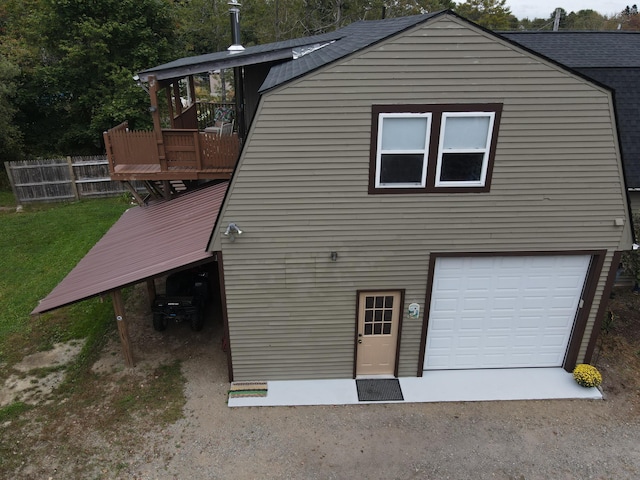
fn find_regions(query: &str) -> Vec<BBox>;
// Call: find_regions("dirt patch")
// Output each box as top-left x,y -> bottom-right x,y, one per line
0,340 -> 85,407
1,284 -> 639,479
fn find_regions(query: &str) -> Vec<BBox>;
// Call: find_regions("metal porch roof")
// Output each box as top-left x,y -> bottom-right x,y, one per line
32,182 -> 228,315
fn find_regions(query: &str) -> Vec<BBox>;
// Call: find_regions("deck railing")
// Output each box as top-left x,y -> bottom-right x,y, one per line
104,122 -> 240,179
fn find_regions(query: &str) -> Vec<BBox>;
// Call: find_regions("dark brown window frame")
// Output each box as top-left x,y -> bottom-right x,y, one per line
368,103 -> 503,194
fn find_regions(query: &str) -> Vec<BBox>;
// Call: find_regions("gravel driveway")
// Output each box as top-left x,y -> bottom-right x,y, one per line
108,293 -> 640,480
5,285 -> 640,479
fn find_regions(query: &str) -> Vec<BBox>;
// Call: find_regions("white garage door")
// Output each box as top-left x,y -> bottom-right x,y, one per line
424,255 -> 590,370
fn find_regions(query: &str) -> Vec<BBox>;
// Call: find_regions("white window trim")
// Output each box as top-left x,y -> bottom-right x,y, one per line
434,111 -> 496,187
375,112 -> 432,188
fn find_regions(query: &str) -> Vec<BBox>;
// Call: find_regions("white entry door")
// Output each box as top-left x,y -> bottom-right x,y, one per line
424,255 -> 590,370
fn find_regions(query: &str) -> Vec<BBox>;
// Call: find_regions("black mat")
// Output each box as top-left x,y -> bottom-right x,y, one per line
356,378 -> 404,402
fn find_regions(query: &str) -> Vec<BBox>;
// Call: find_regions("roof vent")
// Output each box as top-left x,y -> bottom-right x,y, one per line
228,1 -> 244,54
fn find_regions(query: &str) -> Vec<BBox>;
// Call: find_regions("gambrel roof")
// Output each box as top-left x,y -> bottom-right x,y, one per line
503,32 -> 640,189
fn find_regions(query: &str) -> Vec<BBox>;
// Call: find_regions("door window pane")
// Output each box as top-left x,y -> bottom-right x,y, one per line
362,294 -> 397,336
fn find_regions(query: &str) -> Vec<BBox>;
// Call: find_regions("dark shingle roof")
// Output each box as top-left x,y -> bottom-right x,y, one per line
138,31 -> 345,81
504,32 -> 640,189
581,67 -> 640,188
139,13 -> 441,85
260,13 -> 440,91
502,32 -> 640,68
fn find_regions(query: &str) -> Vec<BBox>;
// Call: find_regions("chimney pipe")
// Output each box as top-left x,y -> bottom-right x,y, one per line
228,1 -> 246,142
228,1 -> 244,53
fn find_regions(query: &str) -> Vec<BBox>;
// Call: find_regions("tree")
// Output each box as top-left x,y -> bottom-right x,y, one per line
615,4 -> 640,30
564,9 -> 606,30
174,0 -> 234,54
11,0 -> 178,156
0,54 -> 22,162
456,0 -> 516,30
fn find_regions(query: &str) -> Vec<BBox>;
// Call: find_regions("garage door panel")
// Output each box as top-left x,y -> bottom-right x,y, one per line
424,255 -> 590,370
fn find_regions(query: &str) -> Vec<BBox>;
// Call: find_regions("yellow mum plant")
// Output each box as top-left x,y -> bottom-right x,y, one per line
573,364 -> 602,388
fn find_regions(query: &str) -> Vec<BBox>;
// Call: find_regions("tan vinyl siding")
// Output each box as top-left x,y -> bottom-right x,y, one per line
215,15 -> 631,380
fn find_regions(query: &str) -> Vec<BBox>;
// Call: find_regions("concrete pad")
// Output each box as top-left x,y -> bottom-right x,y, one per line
228,368 -> 601,407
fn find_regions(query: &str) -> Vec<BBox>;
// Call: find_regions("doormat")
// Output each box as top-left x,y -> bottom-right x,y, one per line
228,381 -> 268,399
356,378 -> 404,402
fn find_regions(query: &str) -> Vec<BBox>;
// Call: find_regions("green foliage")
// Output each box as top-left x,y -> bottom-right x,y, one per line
8,0 -> 178,156
455,0 -> 515,30
0,54 -> 23,161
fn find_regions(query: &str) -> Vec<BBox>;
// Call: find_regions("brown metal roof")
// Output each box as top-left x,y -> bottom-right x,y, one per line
32,182 -> 228,315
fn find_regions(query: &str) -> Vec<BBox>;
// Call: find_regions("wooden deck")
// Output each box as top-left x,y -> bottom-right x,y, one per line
104,122 -> 239,181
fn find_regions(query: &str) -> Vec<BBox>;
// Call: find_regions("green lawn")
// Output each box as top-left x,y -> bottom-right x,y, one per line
0,197 -> 130,364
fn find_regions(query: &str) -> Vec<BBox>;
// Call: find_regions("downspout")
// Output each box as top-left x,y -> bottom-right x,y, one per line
228,1 -> 246,143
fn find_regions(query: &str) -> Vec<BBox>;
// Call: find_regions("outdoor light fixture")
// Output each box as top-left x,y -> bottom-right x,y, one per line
132,74 -> 149,94
330,251 -> 338,261
224,223 -> 243,242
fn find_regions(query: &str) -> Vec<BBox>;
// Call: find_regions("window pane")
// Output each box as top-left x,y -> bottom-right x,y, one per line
375,296 -> 384,308
374,310 -> 383,321
365,324 -> 372,335
366,297 -> 374,308
380,154 -> 424,184
383,323 -> 391,335
381,117 -> 428,150
384,310 -> 392,321
374,323 -> 382,335
365,310 -> 373,323
440,153 -> 485,182
443,116 -> 490,149
385,296 -> 394,308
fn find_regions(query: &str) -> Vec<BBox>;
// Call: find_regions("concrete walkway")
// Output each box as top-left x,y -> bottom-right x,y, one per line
228,368 -> 602,407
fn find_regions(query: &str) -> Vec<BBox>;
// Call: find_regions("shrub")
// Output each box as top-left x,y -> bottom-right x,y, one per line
573,364 -> 603,388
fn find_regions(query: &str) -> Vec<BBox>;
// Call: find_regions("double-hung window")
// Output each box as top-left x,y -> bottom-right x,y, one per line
435,112 -> 495,187
375,113 -> 431,188
369,104 -> 502,194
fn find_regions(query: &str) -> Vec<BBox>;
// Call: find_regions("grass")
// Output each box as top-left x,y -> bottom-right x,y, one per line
0,197 -> 130,365
0,192 -> 188,476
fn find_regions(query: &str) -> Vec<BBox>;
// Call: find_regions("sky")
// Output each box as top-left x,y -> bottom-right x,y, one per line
505,1 -> 626,20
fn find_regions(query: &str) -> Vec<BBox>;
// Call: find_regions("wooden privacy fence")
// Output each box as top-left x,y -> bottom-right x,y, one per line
4,156 -> 143,204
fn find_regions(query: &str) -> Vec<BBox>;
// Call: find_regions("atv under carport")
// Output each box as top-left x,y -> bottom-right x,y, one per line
152,269 -> 210,332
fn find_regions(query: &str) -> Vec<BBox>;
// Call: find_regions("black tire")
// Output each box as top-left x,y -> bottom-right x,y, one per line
153,313 -> 168,331
190,310 -> 204,331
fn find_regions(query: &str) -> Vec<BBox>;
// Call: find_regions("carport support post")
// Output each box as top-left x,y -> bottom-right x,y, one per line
111,289 -> 135,368
146,278 -> 156,311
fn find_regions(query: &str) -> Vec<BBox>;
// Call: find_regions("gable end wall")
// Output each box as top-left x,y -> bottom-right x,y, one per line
215,15 -> 630,381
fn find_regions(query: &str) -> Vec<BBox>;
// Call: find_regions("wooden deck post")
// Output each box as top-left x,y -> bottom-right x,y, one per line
122,181 -> 145,206
148,76 -> 167,172
111,289 -> 135,368
193,131 -> 203,170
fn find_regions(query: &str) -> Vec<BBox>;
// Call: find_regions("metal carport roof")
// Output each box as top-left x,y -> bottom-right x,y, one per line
32,182 -> 228,315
